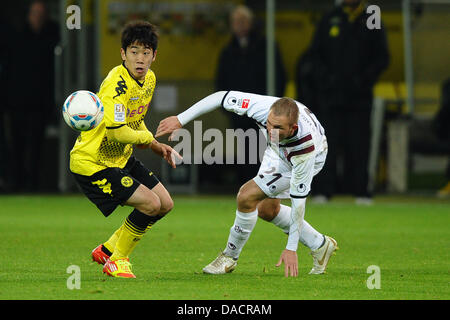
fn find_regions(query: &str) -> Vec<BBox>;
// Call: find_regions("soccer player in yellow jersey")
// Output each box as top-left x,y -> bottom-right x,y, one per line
70,21 -> 181,278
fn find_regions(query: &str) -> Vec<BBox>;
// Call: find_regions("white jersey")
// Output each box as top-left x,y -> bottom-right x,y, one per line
221,90 -> 327,198
176,90 -> 328,252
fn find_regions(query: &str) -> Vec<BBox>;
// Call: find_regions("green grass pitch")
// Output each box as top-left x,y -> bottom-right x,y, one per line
0,194 -> 448,300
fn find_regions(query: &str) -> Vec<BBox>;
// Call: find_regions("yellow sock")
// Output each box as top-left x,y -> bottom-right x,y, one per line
103,225 -> 123,254
110,218 -> 146,261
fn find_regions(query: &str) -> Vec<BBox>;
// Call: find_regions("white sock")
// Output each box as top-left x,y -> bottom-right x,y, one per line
270,204 -> 325,250
223,209 -> 258,260
270,205 -> 290,234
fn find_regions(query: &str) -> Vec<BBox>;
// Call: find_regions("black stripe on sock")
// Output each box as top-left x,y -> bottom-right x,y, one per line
101,245 -> 112,256
127,210 -> 152,232
125,218 -> 146,236
147,214 -> 163,226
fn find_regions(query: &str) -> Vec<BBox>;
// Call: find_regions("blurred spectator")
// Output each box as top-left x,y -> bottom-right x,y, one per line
432,78 -> 450,198
0,106 -> 5,192
0,21 -> 11,192
216,5 -> 286,97
306,0 -> 389,203
215,4 -> 287,186
7,0 -> 59,192
295,48 -> 317,112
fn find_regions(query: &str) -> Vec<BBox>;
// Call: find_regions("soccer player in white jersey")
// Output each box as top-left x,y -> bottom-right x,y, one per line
156,91 -> 338,277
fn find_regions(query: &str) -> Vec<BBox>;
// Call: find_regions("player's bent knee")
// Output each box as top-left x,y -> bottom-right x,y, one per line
237,184 -> 261,212
159,197 -> 174,216
236,188 -> 251,210
139,196 -> 161,216
257,200 -> 280,222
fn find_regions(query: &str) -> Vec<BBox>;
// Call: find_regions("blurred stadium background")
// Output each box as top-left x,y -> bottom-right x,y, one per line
0,0 -> 449,198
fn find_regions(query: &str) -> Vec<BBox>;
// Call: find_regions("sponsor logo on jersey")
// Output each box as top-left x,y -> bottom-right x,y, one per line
229,97 -> 250,108
227,96 -> 237,105
126,105 -> 148,118
91,179 -> 112,194
297,183 -> 307,194
113,75 -> 128,98
227,242 -> 237,250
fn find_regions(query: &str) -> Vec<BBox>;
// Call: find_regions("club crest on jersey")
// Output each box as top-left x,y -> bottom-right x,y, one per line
113,75 -> 128,98
121,176 -> 133,187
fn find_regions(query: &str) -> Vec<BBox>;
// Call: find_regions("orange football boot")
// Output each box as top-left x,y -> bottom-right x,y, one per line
91,244 -> 110,265
103,258 -> 136,278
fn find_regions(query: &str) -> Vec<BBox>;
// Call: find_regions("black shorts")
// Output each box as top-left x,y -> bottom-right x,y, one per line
71,156 -> 160,217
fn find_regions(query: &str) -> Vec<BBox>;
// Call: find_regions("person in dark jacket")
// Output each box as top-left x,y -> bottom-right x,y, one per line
0,21 -> 12,192
433,78 -> 450,198
7,0 -> 60,192
308,0 -> 389,203
214,5 -> 287,186
295,48 -> 318,113
216,5 -> 286,98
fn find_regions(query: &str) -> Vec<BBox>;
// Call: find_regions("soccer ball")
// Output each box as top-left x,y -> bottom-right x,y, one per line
62,90 -> 104,131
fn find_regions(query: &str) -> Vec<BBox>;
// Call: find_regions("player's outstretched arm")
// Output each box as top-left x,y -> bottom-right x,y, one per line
155,91 -> 228,139
107,124 -> 155,145
155,116 -> 182,141
138,140 -> 182,168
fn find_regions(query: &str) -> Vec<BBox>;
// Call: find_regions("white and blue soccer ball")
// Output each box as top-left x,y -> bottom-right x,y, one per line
62,90 -> 104,131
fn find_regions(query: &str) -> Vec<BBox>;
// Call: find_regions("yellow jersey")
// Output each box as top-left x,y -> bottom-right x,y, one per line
70,63 -> 156,176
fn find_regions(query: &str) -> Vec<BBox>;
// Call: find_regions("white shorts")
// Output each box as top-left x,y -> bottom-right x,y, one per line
253,144 -> 327,199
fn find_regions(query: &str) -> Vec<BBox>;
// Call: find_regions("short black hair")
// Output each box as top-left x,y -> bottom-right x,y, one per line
121,20 -> 159,52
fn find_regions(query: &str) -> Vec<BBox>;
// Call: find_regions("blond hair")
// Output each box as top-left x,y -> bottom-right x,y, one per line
270,97 -> 299,125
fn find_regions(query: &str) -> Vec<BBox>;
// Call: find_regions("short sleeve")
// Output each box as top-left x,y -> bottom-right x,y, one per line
98,76 -> 129,128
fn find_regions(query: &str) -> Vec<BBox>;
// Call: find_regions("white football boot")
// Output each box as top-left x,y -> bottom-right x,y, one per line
309,236 -> 338,274
203,252 -> 237,274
